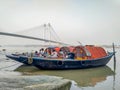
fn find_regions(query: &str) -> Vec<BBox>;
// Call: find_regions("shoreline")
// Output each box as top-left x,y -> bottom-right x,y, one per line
0,54 -> 72,90
0,74 -> 71,90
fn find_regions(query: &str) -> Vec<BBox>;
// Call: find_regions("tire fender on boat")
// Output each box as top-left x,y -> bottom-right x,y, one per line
57,61 -> 64,66
28,57 -> 33,64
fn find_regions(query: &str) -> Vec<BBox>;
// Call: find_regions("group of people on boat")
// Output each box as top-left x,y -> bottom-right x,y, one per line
33,47 -> 64,58
30,46 -> 88,59
20,45 -> 107,60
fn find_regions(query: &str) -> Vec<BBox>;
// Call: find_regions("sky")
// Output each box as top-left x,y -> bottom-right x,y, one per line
0,0 -> 120,45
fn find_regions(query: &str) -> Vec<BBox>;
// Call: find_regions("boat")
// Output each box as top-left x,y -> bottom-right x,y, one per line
6,45 -> 115,70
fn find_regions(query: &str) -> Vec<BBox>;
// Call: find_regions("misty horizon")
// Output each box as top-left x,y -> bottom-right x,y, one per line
0,0 -> 120,45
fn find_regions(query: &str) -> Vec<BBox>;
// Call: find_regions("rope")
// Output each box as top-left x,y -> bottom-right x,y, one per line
49,24 -> 62,41
0,59 -> 26,70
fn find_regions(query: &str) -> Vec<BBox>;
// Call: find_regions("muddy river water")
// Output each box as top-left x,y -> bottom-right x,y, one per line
0,46 -> 120,90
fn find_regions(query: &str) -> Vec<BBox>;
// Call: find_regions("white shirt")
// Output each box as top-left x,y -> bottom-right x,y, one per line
51,51 -> 58,58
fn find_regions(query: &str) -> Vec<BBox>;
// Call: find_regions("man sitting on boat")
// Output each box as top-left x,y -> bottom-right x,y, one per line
58,49 -> 65,58
50,49 -> 58,58
66,52 -> 75,59
39,48 -> 45,57
33,51 -> 40,57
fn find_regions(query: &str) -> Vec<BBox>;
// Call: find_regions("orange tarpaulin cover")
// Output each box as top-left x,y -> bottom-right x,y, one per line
85,45 -> 107,59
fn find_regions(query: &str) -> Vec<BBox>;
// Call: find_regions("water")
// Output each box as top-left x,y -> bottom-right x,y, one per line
0,46 -> 120,90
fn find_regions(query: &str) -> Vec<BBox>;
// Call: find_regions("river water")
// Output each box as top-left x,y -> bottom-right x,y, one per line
0,46 -> 120,90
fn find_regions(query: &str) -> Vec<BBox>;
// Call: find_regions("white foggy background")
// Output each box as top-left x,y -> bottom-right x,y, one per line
0,0 -> 120,45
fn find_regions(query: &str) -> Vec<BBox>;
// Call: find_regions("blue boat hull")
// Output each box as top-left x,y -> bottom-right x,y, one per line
6,52 -> 114,70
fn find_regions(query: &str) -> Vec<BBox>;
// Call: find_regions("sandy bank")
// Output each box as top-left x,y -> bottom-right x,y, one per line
0,75 -> 71,90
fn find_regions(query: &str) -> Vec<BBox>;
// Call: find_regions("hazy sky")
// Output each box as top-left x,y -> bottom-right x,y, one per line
0,0 -> 120,45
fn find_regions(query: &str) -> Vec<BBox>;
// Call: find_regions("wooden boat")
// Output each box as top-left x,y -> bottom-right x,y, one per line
6,45 -> 115,70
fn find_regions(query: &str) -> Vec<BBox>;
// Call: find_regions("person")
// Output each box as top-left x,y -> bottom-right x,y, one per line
50,49 -> 58,58
39,48 -> 45,57
34,51 -> 39,57
67,52 -> 75,59
76,49 -> 85,58
58,49 -> 65,58
44,48 -> 51,57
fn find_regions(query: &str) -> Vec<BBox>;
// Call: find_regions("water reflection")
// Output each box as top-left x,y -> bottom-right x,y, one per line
16,65 -> 114,87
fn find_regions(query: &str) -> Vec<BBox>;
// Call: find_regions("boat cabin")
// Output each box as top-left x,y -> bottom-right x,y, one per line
34,45 -> 107,60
